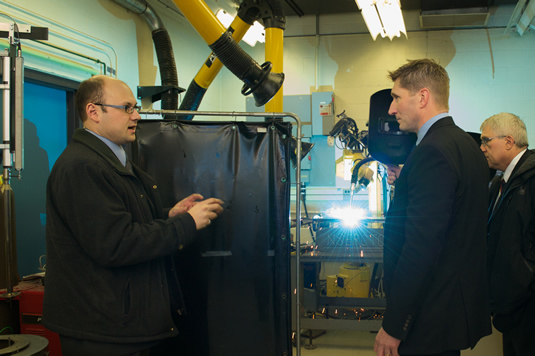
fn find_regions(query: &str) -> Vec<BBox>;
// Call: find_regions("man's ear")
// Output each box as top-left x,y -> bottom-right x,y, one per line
504,135 -> 516,149
86,103 -> 100,123
418,88 -> 430,108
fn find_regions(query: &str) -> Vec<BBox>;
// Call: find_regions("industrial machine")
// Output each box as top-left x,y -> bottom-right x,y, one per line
0,20 -> 54,356
326,263 -> 370,298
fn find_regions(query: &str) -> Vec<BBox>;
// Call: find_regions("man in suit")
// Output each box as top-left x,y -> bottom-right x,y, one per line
480,112 -> 535,356
375,59 -> 491,356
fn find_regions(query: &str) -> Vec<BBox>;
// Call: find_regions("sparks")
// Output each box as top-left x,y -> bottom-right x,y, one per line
325,207 -> 367,227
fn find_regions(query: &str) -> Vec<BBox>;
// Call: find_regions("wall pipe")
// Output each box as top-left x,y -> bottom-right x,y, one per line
0,36 -> 20,299
112,0 -> 180,111
0,41 -> 99,75
264,0 -> 285,113
112,0 -> 164,30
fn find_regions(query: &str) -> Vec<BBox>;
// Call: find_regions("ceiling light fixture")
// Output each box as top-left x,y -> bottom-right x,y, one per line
215,9 -> 265,47
355,0 -> 407,40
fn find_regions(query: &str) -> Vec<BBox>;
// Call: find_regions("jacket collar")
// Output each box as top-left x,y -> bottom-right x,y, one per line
72,128 -> 131,174
416,113 -> 450,145
508,150 -> 535,184
419,116 -> 454,143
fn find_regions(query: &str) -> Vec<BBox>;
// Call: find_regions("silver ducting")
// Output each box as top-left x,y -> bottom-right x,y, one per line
112,0 -> 164,32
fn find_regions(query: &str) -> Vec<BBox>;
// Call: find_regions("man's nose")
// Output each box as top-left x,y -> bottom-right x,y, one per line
388,102 -> 396,116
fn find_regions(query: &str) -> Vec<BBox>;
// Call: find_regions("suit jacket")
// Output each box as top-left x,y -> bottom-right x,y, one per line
487,150 -> 535,319
383,117 -> 491,354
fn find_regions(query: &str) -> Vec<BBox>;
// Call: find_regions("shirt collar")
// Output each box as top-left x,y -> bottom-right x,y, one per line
502,148 -> 527,183
416,112 -> 449,145
84,128 -> 127,166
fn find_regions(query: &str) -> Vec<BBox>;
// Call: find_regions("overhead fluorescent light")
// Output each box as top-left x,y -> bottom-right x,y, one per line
216,9 -> 265,47
355,0 -> 407,40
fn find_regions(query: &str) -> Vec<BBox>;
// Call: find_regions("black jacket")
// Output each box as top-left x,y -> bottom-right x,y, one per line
43,129 -> 197,344
487,150 -> 535,316
383,117 -> 491,354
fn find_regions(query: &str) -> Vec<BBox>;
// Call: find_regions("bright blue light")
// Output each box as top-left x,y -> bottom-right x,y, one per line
325,207 -> 366,228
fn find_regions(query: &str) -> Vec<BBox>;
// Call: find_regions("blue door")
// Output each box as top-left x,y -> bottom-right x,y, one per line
7,81 -> 68,276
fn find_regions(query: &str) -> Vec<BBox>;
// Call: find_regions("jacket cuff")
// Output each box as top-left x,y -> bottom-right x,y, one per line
171,213 -> 197,250
382,310 -> 413,341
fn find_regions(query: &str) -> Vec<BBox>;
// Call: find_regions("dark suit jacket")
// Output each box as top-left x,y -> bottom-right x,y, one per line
487,150 -> 535,326
383,117 -> 491,354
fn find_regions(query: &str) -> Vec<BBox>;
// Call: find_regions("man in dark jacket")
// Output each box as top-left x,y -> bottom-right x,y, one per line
43,75 -> 224,356
375,59 -> 491,356
480,112 -> 535,356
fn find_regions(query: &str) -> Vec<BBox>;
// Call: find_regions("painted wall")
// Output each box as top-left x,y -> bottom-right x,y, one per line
280,19 -> 535,142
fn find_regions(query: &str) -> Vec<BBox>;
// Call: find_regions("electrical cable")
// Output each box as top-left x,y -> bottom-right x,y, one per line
0,326 -> 14,334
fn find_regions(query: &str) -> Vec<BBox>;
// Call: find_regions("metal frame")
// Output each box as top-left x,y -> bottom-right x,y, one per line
0,22 -> 24,299
138,108 -> 304,354
0,21 -> 48,299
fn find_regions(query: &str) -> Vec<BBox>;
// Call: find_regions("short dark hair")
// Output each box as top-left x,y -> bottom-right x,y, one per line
75,75 -> 107,122
388,59 -> 450,110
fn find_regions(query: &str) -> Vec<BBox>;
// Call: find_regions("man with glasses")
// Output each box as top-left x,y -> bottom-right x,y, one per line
480,112 -> 535,356
43,75 -> 224,355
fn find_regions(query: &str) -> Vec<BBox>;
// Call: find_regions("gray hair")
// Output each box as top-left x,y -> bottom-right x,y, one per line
480,112 -> 528,148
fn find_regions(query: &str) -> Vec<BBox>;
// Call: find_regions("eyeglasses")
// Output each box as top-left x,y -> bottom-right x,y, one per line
480,135 -> 506,146
94,103 -> 141,114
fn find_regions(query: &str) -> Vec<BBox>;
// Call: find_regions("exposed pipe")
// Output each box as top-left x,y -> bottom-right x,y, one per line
0,44 -> 20,298
173,0 -> 284,108
112,0 -> 164,31
0,42 -> 99,75
178,14 -> 253,119
112,0 -> 180,112
178,0 -> 286,117
264,0 -> 285,113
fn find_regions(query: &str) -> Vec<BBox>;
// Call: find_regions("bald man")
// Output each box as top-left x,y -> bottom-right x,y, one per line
43,75 -> 223,355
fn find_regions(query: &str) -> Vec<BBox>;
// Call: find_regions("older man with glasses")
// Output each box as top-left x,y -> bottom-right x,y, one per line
43,75 -> 224,356
480,112 -> 535,356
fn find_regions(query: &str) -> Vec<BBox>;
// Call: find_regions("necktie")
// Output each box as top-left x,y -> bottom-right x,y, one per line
492,179 -> 505,214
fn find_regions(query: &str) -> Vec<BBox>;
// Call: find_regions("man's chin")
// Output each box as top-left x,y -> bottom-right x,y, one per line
120,135 -> 136,145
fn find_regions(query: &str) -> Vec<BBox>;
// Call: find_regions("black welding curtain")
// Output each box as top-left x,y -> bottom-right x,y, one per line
129,119 -> 292,355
